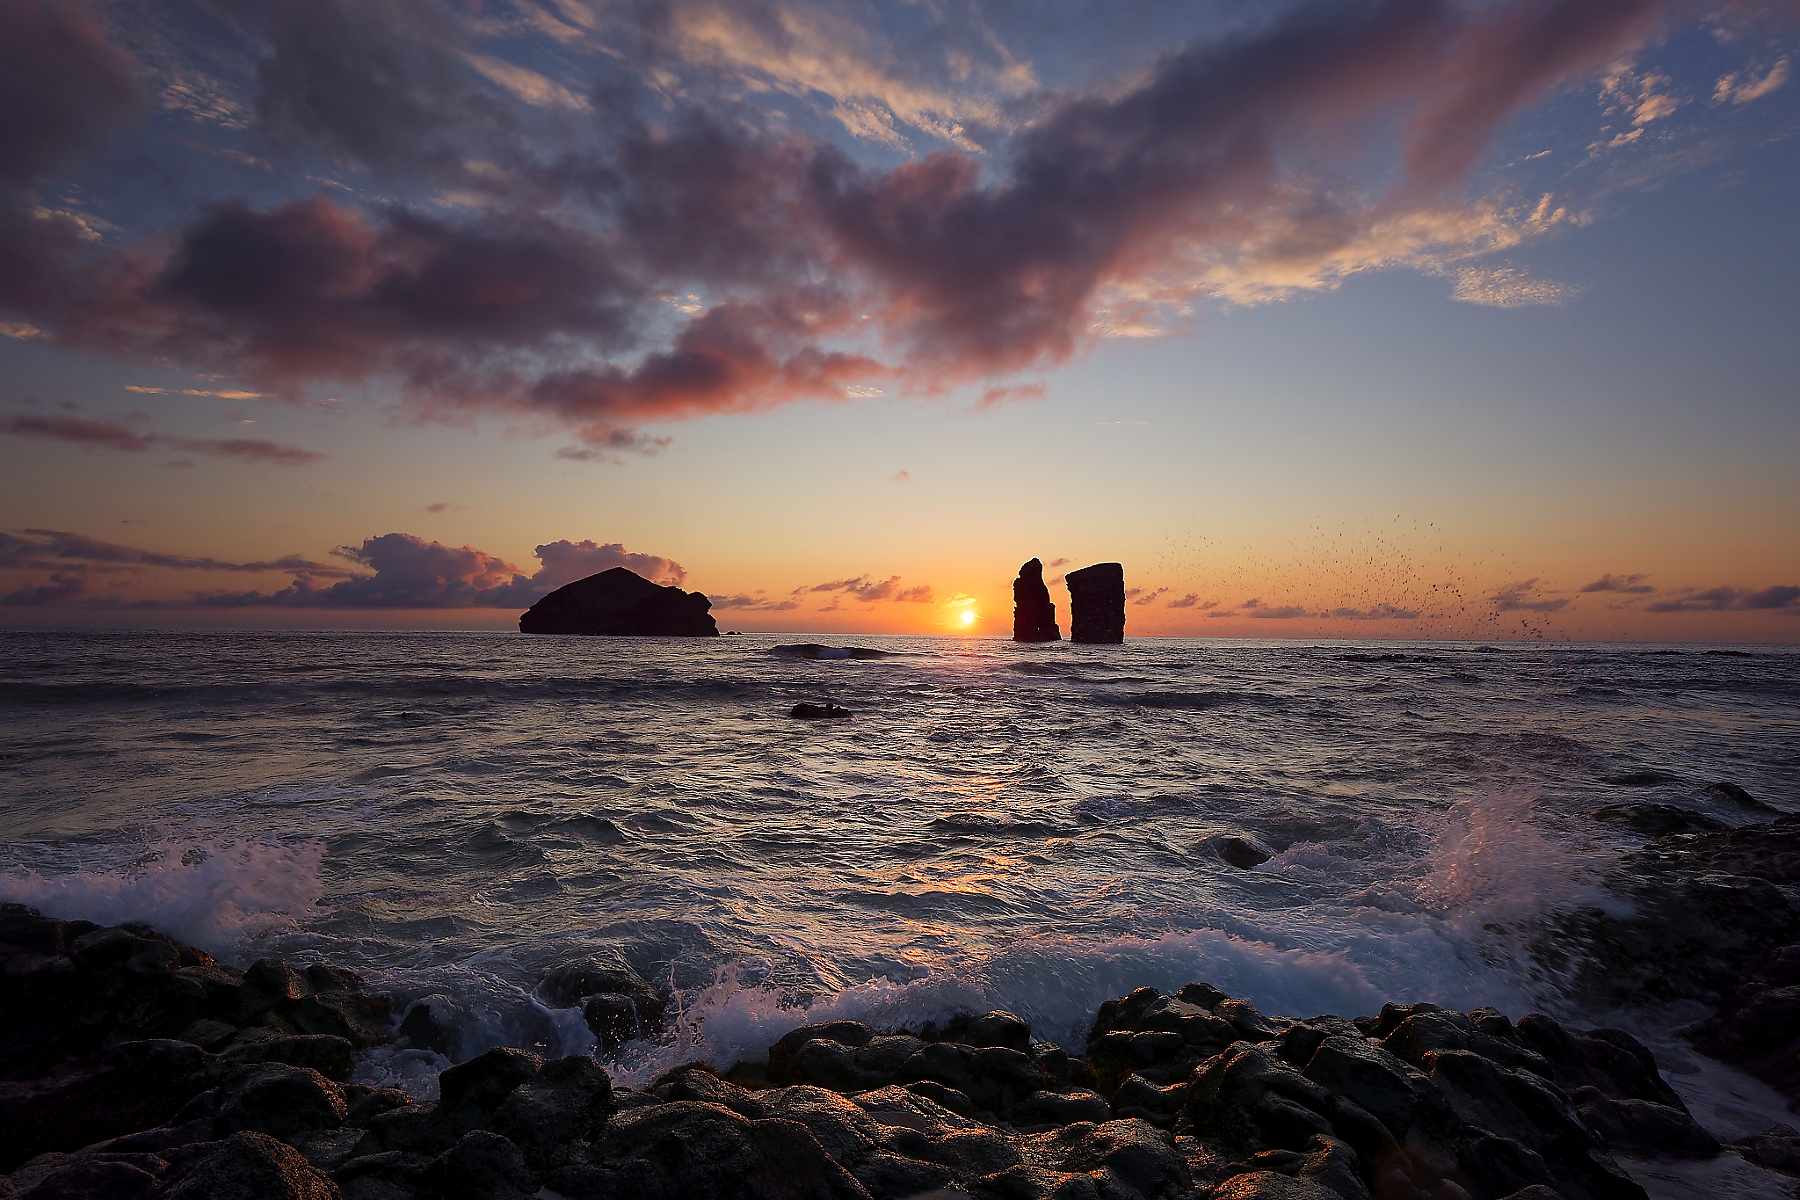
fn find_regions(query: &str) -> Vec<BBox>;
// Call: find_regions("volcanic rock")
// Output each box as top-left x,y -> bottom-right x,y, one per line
769,644 -> 893,660
518,567 -> 718,636
1067,562 -> 1126,644
1011,559 -> 1061,642
791,702 -> 853,720
27,905 -> 1800,1200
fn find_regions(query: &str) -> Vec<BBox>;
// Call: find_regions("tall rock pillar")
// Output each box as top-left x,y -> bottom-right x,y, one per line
1067,563 -> 1125,644
1012,558 -> 1061,642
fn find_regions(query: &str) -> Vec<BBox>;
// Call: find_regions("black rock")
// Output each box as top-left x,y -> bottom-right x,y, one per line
1708,781 -> 1781,813
790,702 -> 852,720
1012,559 -> 1061,643
768,644 -> 892,659
1198,834 -> 1276,870
1067,563 -> 1126,644
212,1062 -> 350,1142
518,567 -> 718,637
1590,803 -> 1726,838
1735,1124 -> 1800,1174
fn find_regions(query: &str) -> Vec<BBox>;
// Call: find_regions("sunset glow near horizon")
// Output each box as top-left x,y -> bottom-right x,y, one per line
1,0 -> 1797,642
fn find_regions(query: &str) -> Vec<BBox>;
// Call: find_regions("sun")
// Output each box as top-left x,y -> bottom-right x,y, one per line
960,610 -> 977,626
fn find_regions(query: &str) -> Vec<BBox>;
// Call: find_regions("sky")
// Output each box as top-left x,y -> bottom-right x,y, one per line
0,0 -> 1796,640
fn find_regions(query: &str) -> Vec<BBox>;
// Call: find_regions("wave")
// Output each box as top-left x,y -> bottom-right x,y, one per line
0,839 -> 325,958
1118,690 -> 1288,711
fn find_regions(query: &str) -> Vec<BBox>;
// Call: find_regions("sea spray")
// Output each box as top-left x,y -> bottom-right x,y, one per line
0,838 -> 324,956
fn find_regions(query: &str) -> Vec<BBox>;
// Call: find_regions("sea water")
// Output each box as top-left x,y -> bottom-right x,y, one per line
2,630 -> 1796,1129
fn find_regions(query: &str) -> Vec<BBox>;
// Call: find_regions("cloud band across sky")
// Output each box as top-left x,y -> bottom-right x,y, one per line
4,0 -> 1792,451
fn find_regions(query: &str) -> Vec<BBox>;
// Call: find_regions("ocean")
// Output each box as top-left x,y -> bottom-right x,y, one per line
2,630 -> 1796,1132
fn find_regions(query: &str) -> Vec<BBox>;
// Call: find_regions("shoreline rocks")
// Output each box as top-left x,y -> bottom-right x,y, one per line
1067,563 -> 1126,644
1012,559 -> 1061,643
1550,807 -> 1800,1110
518,567 -> 719,637
12,827 -> 1800,1200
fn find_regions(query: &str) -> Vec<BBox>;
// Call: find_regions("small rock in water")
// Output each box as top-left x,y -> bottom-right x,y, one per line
768,643 -> 891,659
1603,769 -> 1682,786
1195,833 -> 1275,869
790,702 -> 853,720
1591,803 -> 1726,838
1708,781 -> 1780,813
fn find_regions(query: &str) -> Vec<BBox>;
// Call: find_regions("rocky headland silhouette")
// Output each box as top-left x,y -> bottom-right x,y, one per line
518,567 -> 718,637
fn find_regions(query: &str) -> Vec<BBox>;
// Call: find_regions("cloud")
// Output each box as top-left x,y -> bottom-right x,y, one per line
708,593 -> 802,611
1716,57 -> 1790,104
0,527 -> 353,577
425,502 -> 448,513
804,573 -> 933,602
891,469 -> 909,482
1046,558 -> 1069,568
124,385 -> 266,399
0,413 -> 325,464
0,528 -> 685,608
1207,597 -> 1313,619
1450,264 -> 1578,307
0,0 -> 141,189
0,0 -> 1709,447
1491,579 -> 1570,613
554,429 -> 674,462
975,382 -> 1047,409
1580,572 -> 1655,594
1165,593 -> 1206,609
529,539 -> 686,588
1327,603 -> 1424,619
1,568 -> 93,607
1132,587 -> 1169,607
1644,584 -> 1800,613
195,533 -> 684,608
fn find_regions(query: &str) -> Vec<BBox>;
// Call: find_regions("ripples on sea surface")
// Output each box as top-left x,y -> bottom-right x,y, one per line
2,630 -> 1797,1112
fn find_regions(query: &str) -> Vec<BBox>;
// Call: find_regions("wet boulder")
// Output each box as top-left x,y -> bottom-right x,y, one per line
1590,803 -> 1726,838
212,1062 -> 350,1142
485,1055 -> 614,1170
548,1100 -> 868,1199
219,1035 -> 356,1081
1734,1124 -> 1800,1174
765,1022 -> 876,1087
1199,834 -> 1276,870
1570,1088 -> 1719,1157
0,1039 -> 218,1171
163,1130 -> 341,1199
1010,1118 -> 1192,1199
416,1129 -> 538,1200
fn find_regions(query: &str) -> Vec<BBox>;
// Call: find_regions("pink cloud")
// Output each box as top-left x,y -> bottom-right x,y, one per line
1,413 -> 325,465
0,528 -> 685,609
0,0 -> 1753,449
1645,584 -> 1800,613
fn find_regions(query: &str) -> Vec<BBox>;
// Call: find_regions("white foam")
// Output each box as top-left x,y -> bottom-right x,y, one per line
598,925 -> 1395,1088
0,839 -> 324,959
1410,786 -> 1630,929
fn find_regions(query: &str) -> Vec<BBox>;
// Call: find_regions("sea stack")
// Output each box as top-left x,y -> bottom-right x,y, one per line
1066,562 -> 1125,643
519,567 -> 719,636
1012,558 -> 1061,642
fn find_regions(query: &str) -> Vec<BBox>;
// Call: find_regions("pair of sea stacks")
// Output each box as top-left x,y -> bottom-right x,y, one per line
1014,559 -> 1125,644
